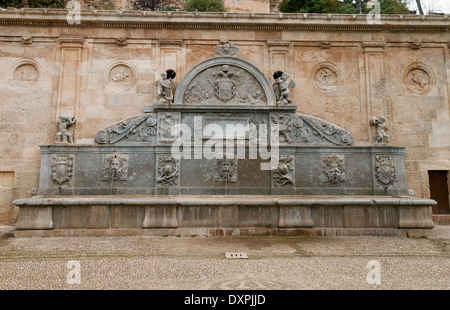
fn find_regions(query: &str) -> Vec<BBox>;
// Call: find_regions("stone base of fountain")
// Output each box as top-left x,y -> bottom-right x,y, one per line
13,195 -> 435,238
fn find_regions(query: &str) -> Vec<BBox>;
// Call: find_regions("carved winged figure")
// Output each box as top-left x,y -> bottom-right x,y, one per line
213,42 -> 239,57
273,73 -> 295,105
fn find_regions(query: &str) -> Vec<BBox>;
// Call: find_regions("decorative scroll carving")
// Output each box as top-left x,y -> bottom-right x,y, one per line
213,41 -> 239,56
293,114 -> 354,146
370,116 -> 390,145
271,113 -> 293,144
102,153 -> 128,182
273,72 -> 295,105
214,155 -> 237,183
56,114 -> 76,144
374,156 -> 396,188
322,154 -> 345,184
158,112 -> 180,143
51,155 -> 74,185
95,113 -> 157,144
272,156 -> 294,187
157,155 -> 179,187
183,64 -> 266,105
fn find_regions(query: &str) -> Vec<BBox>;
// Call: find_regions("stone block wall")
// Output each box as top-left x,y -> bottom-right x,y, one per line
0,10 -> 449,224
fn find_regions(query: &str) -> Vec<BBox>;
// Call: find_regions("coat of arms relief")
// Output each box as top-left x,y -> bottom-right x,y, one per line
183,64 -> 266,105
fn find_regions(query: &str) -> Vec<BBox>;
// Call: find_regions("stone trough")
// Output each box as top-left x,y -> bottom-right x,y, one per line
13,195 -> 435,238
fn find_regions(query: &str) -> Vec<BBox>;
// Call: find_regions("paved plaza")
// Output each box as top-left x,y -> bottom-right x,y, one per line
0,225 -> 448,291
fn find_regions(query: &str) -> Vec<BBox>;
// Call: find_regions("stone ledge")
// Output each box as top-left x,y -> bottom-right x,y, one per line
13,227 -> 433,238
0,9 -> 448,32
13,195 -> 437,207
13,195 -> 436,235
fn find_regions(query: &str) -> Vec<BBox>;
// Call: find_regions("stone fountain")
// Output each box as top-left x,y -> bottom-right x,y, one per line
13,44 -> 435,237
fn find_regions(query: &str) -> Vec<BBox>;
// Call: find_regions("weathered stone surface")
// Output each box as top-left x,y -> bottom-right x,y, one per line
1,10 -> 448,230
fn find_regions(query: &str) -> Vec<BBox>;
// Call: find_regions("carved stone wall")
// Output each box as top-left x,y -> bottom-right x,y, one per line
0,10 -> 449,222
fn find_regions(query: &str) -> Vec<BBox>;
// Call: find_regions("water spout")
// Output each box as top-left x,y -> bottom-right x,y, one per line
110,170 -> 115,195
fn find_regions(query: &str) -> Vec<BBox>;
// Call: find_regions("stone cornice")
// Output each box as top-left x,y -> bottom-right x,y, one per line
0,9 -> 449,32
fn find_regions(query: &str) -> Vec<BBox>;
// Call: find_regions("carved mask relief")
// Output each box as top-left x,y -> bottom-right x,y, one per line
214,156 -> 238,183
103,153 -> 128,181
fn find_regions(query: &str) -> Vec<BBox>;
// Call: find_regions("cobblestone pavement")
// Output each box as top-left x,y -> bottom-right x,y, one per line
0,225 -> 448,290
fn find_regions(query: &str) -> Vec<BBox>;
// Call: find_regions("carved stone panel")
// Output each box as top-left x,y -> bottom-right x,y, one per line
312,63 -> 341,94
50,155 -> 74,186
157,155 -> 179,187
271,113 -> 293,144
102,153 -> 128,182
183,64 -> 266,105
374,155 -> 396,189
9,59 -> 41,92
213,41 -> 239,57
157,112 -> 181,144
272,156 -> 294,187
322,154 -> 345,184
403,62 -> 435,94
292,114 -> 354,146
214,156 -> 238,183
95,113 -> 157,144
105,61 -> 136,92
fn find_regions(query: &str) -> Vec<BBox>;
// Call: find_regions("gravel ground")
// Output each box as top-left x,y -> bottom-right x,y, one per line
0,225 -> 448,290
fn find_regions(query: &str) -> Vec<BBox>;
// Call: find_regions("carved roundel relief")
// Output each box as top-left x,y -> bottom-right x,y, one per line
311,63 -> 342,94
8,59 -> 41,92
403,62 -> 435,94
105,61 -> 136,92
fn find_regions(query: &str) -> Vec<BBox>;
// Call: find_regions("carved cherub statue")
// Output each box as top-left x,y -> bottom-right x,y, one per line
273,72 -> 295,105
155,72 -> 174,104
370,116 -> 390,145
56,114 -> 76,144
